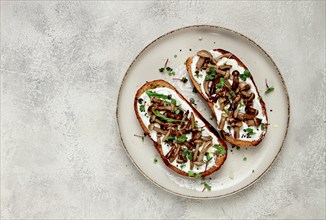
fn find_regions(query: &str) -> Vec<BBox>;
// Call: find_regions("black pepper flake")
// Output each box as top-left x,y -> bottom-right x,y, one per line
270,109 -> 273,112
180,49 -> 182,52
197,168 -> 199,170
167,94 -> 172,99
231,150 -> 233,152
213,42 -> 216,44
189,48 -> 192,51
209,177 -> 212,180
138,98 -> 143,104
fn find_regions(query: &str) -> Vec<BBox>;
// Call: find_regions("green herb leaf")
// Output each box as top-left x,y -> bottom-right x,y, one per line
166,67 -> 172,71
188,171 -> 195,177
261,123 -> 265,130
239,69 -> 251,81
265,86 -> 274,94
146,91 -> 177,104
177,134 -> 187,143
165,136 -> 175,142
152,109 -> 185,123
181,77 -> 188,83
205,67 -> 217,81
239,101 -> 245,108
153,158 -> 158,164
244,128 -> 256,136
168,71 -> 176,76
190,98 -> 196,106
192,87 -> 198,93
229,91 -> 235,97
180,163 -> 186,169
210,113 -> 214,120
141,136 -> 145,142
213,144 -> 226,155
182,148 -> 188,157
216,78 -> 225,89
159,67 -> 165,72
205,74 -> 215,81
205,152 -> 213,164
195,173 -> 202,179
139,104 -> 145,112
187,151 -> 194,160
224,109 -> 229,114
201,182 -> 212,191
174,54 -> 177,58
243,157 -> 247,161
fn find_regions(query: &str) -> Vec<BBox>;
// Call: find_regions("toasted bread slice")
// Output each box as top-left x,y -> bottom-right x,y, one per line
186,49 -> 268,146
134,80 -> 227,177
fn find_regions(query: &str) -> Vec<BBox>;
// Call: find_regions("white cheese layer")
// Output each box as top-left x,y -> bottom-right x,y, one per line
137,87 -> 223,173
190,50 -> 267,142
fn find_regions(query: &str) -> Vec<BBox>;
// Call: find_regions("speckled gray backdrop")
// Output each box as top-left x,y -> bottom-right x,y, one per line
1,1 -> 325,219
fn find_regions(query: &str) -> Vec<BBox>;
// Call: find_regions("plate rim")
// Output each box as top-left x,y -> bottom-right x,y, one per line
116,24 -> 291,199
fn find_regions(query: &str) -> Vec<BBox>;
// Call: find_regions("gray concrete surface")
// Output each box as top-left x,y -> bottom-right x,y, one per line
1,1 -> 325,219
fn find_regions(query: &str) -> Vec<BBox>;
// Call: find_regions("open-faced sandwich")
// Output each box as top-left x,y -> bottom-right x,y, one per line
134,80 -> 227,177
186,49 -> 268,146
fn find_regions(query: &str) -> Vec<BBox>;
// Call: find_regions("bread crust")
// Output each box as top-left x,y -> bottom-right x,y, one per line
186,49 -> 268,147
134,80 -> 227,177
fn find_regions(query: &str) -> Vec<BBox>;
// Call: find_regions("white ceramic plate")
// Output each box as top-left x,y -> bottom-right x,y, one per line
117,25 -> 290,199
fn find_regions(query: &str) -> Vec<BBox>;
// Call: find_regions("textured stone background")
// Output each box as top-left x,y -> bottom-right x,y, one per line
1,1 -> 325,219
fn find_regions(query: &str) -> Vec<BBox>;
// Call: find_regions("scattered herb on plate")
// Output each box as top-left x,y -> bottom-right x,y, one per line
201,182 -> 212,192
153,158 -> 158,164
265,79 -> 275,94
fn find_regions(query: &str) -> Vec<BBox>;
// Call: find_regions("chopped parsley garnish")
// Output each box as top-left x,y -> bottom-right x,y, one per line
239,69 -> 250,81
181,77 -> 188,83
229,91 -> 235,97
201,182 -> 212,191
265,86 -> 275,94
192,87 -> 198,93
180,163 -> 186,169
261,123 -> 265,130
239,101 -> 245,108
244,128 -> 256,136
205,74 -> 215,81
174,54 -> 177,58
187,151 -> 194,160
141,136 -> 145,142
205,152 -> 213,164
195,173 -> 202,179
265,79 -> 274,94
182,148 -> 188,157
224,109 -> 229,114
153,158 -> 158,164
232,145 -> 240,151
159,67 -> 164,72
177,134 -> 187,143
210,113 -> 214,120
174,107 -> 180,114
188,171 -> 195,177
166,67 -> 173,71
216,78 -> 225,89
168,71 -> 176,76
205,67 -> 217,81
213,144 -> 226,155
139,104 -> 145,112
243,157 -> 247,161
165,136 -> 175,142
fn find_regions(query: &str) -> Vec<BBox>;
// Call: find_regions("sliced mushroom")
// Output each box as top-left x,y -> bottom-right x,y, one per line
190,113 -> 195,131
157,105 -> 173,111
162,129 -> 171,142
246,107 -> 258,116
234,107 -> 240,118
194,161 -> 205,166
149,114 -> 156,123
232,75 -> 239,91
192,131 -> 202,140
184,141 -> 194,150
203,79 -> 211,97
153,126 -> 168,134
197,141 -> 213,162
193,143 -> 201,161
196,57 -> 205,70
224,70 -> 230,79
241,91 -> 251,98
219,64 -> 232,70
234,95 -> 241,103
213,53 -> 232,63
165,143 -> 176,159
218,113 -> 228,130
230,120 -> 243,127
197,50 -> 212,59
253,117 -> 262,126
239,83 -> 251,91
242,113 -> 256,120
247,93 -> 255,102
150,97 -> 164,105
169,144 -> 181,163
157,133 -> 162,146
190,161 -> 194,170
201,136 -> 213,142
234,127 -> 240,139
148,123 -> 155,131
245,119 -> 255,126
224,79 -> 232,90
